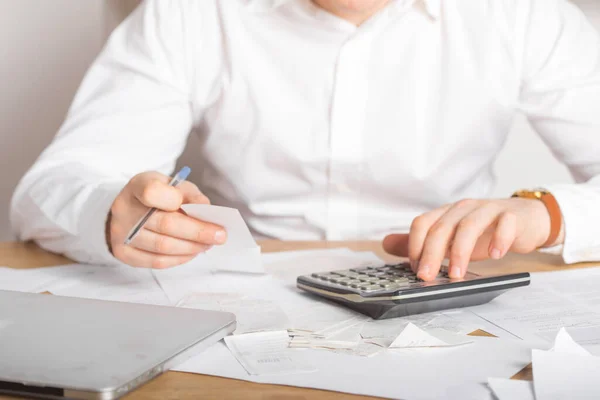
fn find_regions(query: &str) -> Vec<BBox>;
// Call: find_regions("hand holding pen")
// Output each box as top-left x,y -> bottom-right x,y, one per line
106,167 -> 227,269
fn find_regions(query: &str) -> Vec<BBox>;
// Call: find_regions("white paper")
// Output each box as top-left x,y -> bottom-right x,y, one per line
487,378 -> 534,400
551,327 -> 591,356
358,311 -> 484,342
390,323 -> 473,349
181,204 -> 263,274
0,264 -> 103,294
177,292 -> 290,334
290,321 -> 363,350
152,260 -> 274,304
531,328 -> 600,400
176,335 -> 533,400
471,268 -> 600,347
532,349 -> 600,400
224,331 -> 316,376
331,340 -> 385,357
264,248 -> 384,283
51,265 -> 170,305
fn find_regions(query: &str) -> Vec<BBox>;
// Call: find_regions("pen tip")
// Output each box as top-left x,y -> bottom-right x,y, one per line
179,166 -> 191,180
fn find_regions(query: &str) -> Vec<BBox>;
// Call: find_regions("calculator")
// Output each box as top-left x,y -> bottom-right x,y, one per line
297,262 -> 530,319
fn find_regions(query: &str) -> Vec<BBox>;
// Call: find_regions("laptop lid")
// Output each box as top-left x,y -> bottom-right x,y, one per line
0,290 -> 235,399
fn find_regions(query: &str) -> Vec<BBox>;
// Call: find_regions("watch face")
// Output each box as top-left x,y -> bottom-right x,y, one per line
533,188 -> 550,197
514,189 -> 546,200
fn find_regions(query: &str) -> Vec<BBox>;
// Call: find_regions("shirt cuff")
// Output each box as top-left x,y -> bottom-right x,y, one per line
69,181 -> 127,266
543,184 -> 600,264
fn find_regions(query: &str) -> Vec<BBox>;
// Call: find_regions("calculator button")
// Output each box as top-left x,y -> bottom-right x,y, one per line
332,270 -> 351,277
349,267 -> 369,273
367,272 -> 386,278
350,282 -> 361,288
333,277 -> 352,284
360,284 -> 384,292
389,277 -> 409,283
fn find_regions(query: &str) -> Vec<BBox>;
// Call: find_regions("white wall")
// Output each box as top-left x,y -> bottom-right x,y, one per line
0,1 -> 598,241
0,0 -> 138,241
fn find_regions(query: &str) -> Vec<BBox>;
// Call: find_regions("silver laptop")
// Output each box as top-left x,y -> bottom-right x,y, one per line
0,290 -> 235,399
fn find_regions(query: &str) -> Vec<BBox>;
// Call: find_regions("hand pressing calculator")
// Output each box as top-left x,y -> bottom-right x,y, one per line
297,262 -> 530,319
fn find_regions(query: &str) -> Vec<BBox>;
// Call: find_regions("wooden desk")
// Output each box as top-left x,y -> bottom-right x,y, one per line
1,241 -> 596,399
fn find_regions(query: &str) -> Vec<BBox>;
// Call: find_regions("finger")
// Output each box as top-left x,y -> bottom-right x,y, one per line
145,211 -> 227,245
489,211 -> 517,259
131,174 -> 183,211
130,228 -> 212,256
382,234 -> 409,258
449,203 -> 503,278
112,244 -> 197,269
178,181 -> 210,205
408,205 -> 452,273
418,200 -> 480,281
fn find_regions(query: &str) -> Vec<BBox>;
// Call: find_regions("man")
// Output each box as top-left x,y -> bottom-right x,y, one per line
11,0 -> 600,282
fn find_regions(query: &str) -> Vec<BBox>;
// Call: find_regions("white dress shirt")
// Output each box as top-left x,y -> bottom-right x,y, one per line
10,0 -> 600,265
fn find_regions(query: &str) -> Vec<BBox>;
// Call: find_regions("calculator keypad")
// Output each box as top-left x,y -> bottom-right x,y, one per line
308,263 -> 451,295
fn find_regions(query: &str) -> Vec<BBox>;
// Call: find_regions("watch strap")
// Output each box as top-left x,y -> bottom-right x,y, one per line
539,193 -> 562,248
512,190 -> 563,248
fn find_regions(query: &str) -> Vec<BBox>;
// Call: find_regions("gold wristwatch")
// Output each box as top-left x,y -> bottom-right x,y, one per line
511,189 -> 562,248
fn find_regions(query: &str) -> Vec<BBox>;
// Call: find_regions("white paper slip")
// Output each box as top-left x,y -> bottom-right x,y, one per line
0,264 -> 102,294
390,323 -> 474,349
487,378 -> 534,400
331,341 -> 385,358
176,335 -> 532,400
224,331 -> 316,376
364,337 -> 395,348
177,292 -> 290,334
51,265 -> 171,306
471,268 -> 600,346
181,204 -> 263,274
290,321 -> 363,350
551,327 -> 591,356
532,349 -> 600,400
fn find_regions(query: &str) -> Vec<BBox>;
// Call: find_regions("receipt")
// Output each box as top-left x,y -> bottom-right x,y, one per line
177,292 -> 290,334
181,204 -> 263,274
389,323 -> 473,349
224,331 -> 316,376
487,378 -> 535,400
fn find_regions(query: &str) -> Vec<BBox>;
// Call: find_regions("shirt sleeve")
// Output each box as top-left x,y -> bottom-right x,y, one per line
10,0 -> 200,265
515,0 -> 600,263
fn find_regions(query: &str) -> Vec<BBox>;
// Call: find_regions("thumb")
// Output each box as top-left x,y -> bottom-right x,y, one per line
178,181 -> 211,205
382,234 -> 409,257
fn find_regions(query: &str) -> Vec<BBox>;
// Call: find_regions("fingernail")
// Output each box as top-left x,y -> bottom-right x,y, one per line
417,264 -> 430,279
491,248 -> 502,260
449,265 -> 461,278
214,230 -> 227,244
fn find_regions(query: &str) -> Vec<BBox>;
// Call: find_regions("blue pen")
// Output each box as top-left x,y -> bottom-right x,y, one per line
124,166 -> 192,245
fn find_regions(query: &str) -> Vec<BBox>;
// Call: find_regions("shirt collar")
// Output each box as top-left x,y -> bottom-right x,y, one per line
246,0 -> 441,20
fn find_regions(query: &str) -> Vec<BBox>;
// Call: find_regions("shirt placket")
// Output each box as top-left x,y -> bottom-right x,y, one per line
325,32 -> 375,240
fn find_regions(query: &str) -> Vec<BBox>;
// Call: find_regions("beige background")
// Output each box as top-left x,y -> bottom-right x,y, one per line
0,0 -> 598,241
